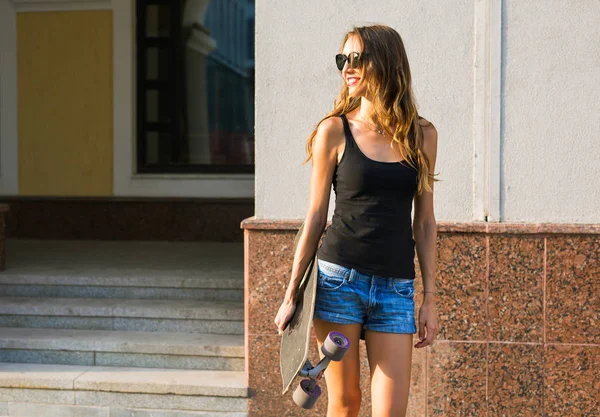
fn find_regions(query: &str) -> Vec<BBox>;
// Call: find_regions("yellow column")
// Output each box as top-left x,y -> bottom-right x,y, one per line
18,10 -> 113,196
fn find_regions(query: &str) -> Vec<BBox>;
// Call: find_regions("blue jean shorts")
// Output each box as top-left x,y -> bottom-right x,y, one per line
314,258 -> 417,335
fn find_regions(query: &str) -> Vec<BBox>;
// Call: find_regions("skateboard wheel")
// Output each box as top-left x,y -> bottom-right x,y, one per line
321,331 -> 350,361
293,379 -> 321,409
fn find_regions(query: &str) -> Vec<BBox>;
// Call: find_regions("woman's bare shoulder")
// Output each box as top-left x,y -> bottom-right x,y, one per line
317,115 -> 344,134
418,116 -> 435,129
314,116 -> 345,149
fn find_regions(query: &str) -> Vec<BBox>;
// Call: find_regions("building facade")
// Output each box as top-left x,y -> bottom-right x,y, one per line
0,0 -> 598,416
243,0 -> 600,416
0,0 -> 254,241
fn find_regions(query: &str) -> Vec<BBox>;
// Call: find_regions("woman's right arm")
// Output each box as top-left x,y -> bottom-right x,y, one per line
284,117 -> 342,300
275,117 -> 343,332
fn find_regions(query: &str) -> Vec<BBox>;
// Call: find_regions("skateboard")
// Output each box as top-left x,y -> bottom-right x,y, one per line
279,221 -> 350,409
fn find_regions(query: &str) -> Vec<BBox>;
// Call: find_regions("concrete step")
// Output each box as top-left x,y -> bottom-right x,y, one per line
0,277 -> 243,302
0,404 -> 247,416
0,362 -> 248,414
0,408 -> 247,417
1,239 -> 244,303
0,298 -> 244,335
0,328 -> 244,371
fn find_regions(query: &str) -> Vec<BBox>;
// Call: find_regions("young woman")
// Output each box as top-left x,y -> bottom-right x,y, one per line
274,24 -> 439,417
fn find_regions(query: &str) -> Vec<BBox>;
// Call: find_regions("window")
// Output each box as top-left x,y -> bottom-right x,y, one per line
246,17 -> 254,61
136,0 -> 255,173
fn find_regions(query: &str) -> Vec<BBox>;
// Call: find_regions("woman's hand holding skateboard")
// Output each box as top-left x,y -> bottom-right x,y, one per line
274,297 -> 297,335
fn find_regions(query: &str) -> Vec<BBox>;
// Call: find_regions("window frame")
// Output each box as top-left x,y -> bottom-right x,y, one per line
135,0 -> 254,174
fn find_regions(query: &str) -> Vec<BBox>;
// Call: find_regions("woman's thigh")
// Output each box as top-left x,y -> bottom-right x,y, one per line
364,330 -> 413,417
313,318 -> 363,416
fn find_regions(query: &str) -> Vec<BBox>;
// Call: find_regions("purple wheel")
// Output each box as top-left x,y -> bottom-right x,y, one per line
292,379 -> 321,409
321,331 -> 350,361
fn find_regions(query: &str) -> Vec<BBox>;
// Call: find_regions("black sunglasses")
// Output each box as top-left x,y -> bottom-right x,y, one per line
335,52 -> 366,71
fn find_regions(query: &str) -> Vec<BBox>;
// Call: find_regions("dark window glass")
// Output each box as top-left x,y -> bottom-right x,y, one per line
136,0 -> 255,174
247,18 -> 254,60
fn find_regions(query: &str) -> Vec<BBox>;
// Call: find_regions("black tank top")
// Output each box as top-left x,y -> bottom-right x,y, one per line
316,114 -> 418,279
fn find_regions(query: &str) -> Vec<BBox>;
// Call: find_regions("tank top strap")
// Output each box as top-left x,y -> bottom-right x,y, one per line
340,114 -> 356,149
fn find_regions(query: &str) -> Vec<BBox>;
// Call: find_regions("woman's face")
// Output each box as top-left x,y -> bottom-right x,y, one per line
341,36 -> 367,98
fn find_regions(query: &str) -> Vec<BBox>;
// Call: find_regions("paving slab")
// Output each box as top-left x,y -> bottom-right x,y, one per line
3,240 -> 244,280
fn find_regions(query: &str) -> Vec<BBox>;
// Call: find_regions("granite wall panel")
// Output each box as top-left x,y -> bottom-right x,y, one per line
435,234 -> 487,341
488,236 -> 544,342
546,235 -> 599,345
488,343 -> 544,416
427,342 -> 487,416
242,218 -> 600,417
544,344 -> 599,416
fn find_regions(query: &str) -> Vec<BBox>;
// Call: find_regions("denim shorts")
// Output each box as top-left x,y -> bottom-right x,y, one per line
314,258 -> 417,335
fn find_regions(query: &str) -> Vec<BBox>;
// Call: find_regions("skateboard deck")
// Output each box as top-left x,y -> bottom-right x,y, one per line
280,221 -> 319,394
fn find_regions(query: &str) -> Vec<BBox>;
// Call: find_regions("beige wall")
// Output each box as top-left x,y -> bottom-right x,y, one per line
17,10 -> 113,196
254,0 -> 600,223
500,0 -> 600,222
255,1 -> 474,222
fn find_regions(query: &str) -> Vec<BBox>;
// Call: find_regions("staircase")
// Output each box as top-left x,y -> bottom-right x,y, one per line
0,239 -> 247,417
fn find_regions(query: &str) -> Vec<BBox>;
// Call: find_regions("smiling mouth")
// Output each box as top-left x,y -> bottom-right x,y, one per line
347,77 -> 360,87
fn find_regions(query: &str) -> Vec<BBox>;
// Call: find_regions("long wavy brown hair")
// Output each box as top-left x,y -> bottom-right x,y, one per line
303,24 -> 439,195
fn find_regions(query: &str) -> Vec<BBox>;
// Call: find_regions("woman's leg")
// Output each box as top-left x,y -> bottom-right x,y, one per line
313,317 -> 363,417
364,330 -> 413,417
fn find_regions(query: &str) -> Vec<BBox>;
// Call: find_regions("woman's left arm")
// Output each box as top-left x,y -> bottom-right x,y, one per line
413,122 -> 438,349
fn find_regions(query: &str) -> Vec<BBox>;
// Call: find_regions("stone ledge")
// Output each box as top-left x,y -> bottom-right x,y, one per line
240,216 -> 600,234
